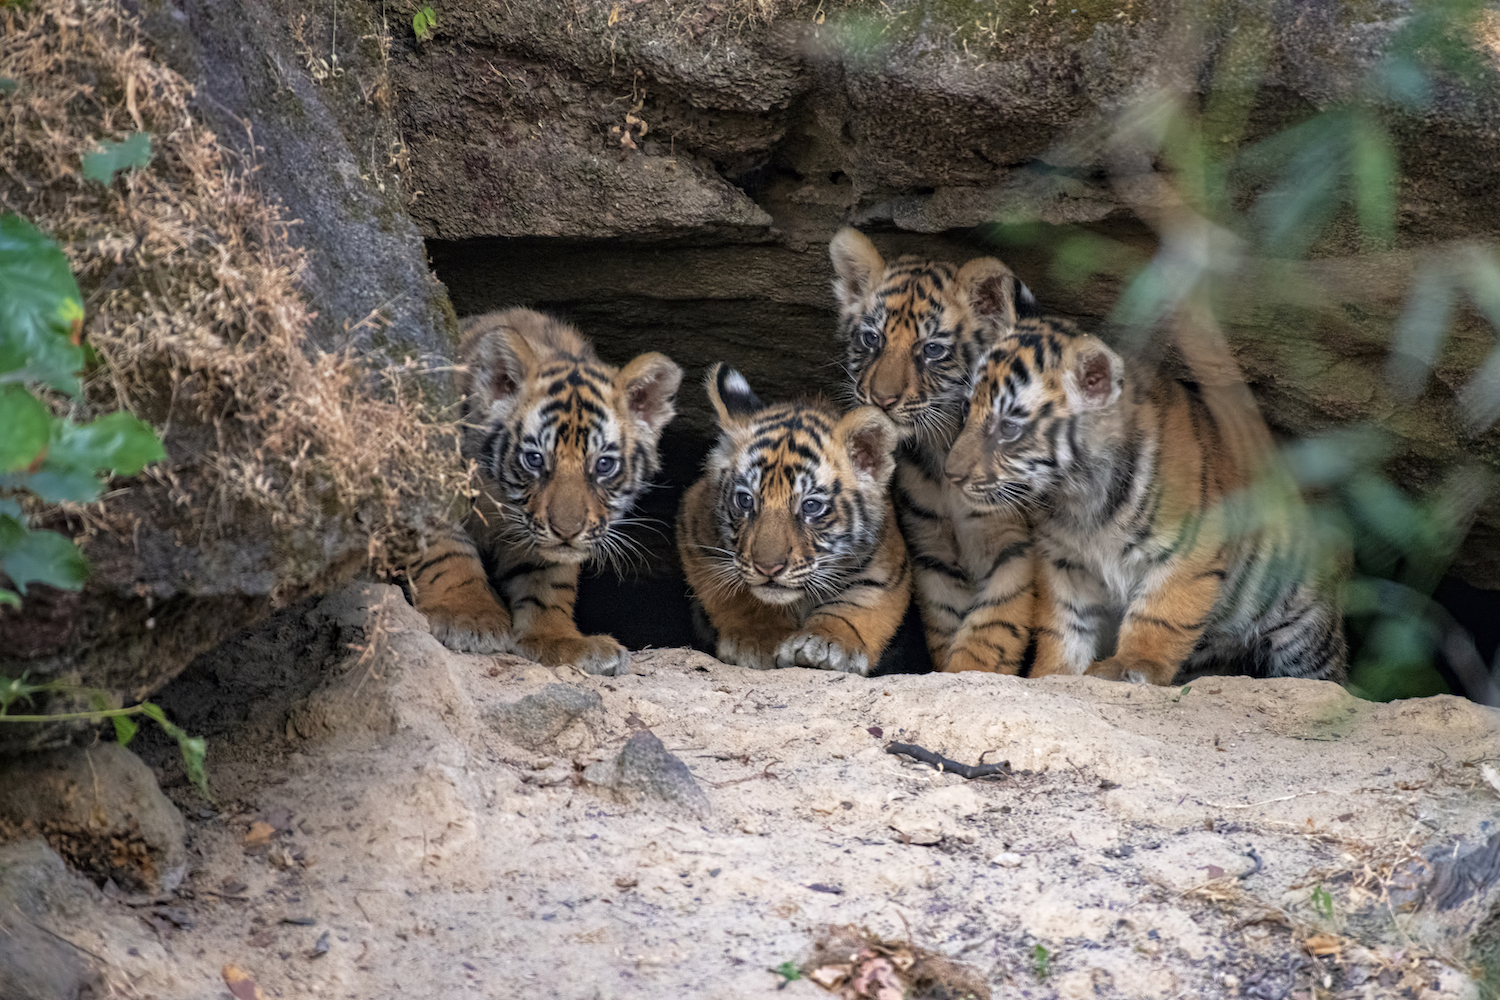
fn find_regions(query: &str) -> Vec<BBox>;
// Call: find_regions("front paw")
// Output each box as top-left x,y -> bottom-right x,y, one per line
716,636 -> 778,671
524,634 -> 631,676
1085,657 -> 1157,684
774,633 -> 871,676
424,604 -> 512,654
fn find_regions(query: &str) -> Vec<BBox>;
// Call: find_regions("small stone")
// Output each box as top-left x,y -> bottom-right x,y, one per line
991,852 -> 1024,867
489,684 -> 603,750
0,841 -> 97,1000
582,730 -> 710,818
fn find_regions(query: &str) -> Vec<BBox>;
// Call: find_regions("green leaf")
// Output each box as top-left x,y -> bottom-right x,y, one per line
2,410 -> 164,502
773,961 -> 800,982
112,713 -> 139,747
0,213 -> 85,394
0,516 -> 88,594
0,79 -> 16,96
413,5 -> 436,40
0,384 -> 53,472
81,133 -> 152,185
1350,113 -> 1396,248
140,703 -> 211,800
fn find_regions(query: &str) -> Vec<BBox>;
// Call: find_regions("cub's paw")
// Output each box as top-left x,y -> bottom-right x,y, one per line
716,636 -> 778,671
525,634 -> 632,676
1084,657 -> 1157,685
774,633 -> 870,676
423,605 -> 512,654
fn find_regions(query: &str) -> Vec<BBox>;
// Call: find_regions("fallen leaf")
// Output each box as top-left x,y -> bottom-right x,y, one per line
243,821 -> 275,847
222,964 -> 268,1000
614,875 -> 639,889
810,964 -> 850,988
850,956 -> 903,1000
806,882 -> 843,895
310,930 -> 331,958
867,726 -> 883,739
1304,933 -> 1342,957
1201,864 -> 1227,880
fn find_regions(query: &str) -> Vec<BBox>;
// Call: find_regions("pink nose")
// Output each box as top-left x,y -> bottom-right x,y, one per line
753,560 -> 786,578
874,395 -> 899,411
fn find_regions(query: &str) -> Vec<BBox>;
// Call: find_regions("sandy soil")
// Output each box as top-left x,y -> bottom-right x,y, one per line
76,584 -> 1500,999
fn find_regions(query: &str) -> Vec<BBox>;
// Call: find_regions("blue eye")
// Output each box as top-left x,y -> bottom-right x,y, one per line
997,417 -> 1025,441
800,498 -> 828,519
594,455 -> 619,477
922,341 -> 950,361
733,490 -> 755,512
860,329 -> 881,349
521,450 -> 546,471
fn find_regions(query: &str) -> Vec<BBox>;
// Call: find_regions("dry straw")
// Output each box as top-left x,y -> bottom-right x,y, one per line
0,0 -> 467,595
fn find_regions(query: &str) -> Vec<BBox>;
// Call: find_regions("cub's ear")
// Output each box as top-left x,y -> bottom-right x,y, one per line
829,227 -> 885,314
617,352 -> 683,438
835,405 -> 899,484
1064,338 -> 1123,412
956,258 -> 1031,332
705,363 -> 764,430
458,313 -> 540,419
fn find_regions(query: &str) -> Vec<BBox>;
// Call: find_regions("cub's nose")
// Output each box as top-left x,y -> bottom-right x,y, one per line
873,394 -> 900,411
752,560 -> 786,578
945,467 -> 969,487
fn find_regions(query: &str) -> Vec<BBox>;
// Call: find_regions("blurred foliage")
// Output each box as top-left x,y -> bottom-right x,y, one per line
977,0 -> 1500,700
0,212 -> 164,606
0,210 -> 201,792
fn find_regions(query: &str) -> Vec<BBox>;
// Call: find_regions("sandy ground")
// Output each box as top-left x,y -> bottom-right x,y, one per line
67,583 -> 1500,999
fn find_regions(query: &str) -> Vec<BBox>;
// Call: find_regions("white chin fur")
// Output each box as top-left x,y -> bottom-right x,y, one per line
544,544 -> 590,565
751,584 -> 804,606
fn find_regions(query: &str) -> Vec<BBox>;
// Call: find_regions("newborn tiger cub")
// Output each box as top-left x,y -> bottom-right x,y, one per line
677,365 -> 911,675
944,317 -> 1348,684
410,308 -> 682,676
829,227 -> 1039,673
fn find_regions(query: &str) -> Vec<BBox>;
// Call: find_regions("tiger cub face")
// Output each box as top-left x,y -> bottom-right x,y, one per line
945,319 -> 1125,509
701,364 -> 898,607
828,227 -> 1035,446
460,308 -> 682,565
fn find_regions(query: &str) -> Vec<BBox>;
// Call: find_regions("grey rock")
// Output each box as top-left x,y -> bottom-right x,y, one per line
0,743 -> 188,893
0,841 -> 101,1000
582,730 -> 710,818
489,684 -> 603,750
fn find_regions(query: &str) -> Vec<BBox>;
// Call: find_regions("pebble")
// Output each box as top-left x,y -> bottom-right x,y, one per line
990,852 -> 1024,867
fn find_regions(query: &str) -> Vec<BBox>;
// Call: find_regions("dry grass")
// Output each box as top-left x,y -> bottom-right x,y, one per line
0,0 -> 466,592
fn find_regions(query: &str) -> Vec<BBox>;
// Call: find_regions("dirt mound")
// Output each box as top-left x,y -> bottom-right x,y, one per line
86,583 -> 1499,998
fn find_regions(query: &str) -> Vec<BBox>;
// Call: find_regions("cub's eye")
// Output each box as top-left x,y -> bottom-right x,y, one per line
800,498 -> 828,519
860,329 -> 881,349
593,455 -> 619,477
960,400 -> 972,422
733,490 -> 755,512
521,450 -> 546,471
922,341 -> 951,362
997,417 -> 1026,441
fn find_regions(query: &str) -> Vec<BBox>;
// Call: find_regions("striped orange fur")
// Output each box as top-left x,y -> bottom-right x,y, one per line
945,317 -> 1347,685
829,227 -> 1039,673
409,308 -> 681,675
678,365 -> 910,676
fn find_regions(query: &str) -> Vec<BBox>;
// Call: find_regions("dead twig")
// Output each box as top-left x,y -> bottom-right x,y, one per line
706,759 -> 781,789
885,743 -> 1011,780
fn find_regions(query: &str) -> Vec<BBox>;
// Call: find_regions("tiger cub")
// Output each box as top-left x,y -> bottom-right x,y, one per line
677,365 -> 911,676
829,227 -> 1039,673
944,317 -> 1348,684
410,308 -> 682,676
